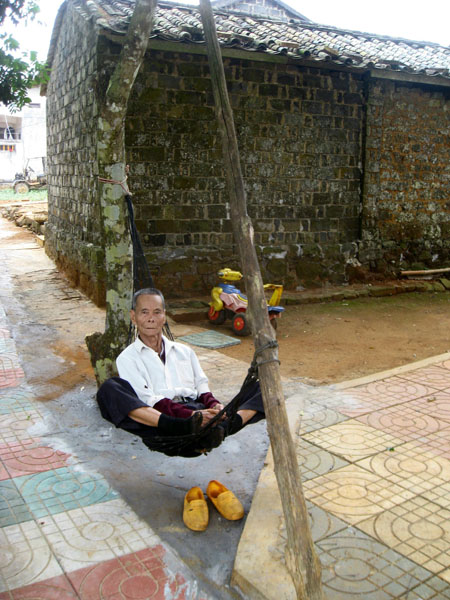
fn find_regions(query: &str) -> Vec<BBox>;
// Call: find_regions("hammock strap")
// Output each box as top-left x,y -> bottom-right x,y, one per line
251,339 -> 280,369
125,194 -> 173,342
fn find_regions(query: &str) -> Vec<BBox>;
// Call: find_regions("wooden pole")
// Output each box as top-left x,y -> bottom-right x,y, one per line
400,267 -> 450,276
198,1 -> 323,598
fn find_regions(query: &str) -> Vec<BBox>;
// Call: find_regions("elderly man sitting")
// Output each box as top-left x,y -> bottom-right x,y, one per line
96,287 -> 265,456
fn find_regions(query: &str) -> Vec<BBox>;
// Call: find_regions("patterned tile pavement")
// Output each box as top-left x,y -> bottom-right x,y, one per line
356,442 -> 450,495
66,547 -> 194,599
357,496 -> 450,577
295,438 -> 349,480
303,464 -> 416,525
303,420 -> 405,461
302,358 -> 450,597
234,351 -> 450,599
0,441 -> 71,478
0,318 -> 207,599
408,391 -> 450,423
317,528 -> 433,600
336,377 -> 441,417
0,389 -> 36,415
395,366 -> 450,389
355,403 -> 450,442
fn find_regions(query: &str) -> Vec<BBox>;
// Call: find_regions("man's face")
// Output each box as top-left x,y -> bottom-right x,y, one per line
131,294 -> 166,339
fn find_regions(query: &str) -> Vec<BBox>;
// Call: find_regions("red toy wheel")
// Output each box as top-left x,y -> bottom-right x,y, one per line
232,313 -> 250,336
207,306 -> 226,325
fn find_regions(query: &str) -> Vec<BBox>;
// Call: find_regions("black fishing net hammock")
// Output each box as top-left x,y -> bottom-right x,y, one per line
125,194 -> 262,457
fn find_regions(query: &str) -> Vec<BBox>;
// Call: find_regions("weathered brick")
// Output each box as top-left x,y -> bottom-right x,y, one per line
46,23 -> 449,302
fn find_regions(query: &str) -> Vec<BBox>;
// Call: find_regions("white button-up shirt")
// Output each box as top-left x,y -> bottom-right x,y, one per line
116,335 -> 210,407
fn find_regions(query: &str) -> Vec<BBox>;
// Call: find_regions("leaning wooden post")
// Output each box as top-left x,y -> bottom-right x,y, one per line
198,1 -> 323,598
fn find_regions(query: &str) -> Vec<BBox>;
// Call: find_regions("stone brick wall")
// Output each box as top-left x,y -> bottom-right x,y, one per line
125,48 -> 364,294
45,4 -> 105,304
361,79 -> 450,273
45,21 -> 450,304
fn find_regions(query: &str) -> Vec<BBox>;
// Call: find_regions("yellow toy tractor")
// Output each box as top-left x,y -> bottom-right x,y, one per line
207,268 -> 284,336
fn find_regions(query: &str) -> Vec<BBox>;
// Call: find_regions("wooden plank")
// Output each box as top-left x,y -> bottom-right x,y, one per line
401,267 -> 450,276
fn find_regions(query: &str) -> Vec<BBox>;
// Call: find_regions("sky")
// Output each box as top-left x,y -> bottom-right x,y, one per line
8,0 -> 450,63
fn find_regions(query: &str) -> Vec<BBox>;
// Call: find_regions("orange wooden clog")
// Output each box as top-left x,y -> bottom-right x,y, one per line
206,480 -> 244,521
183,486 -> 209,531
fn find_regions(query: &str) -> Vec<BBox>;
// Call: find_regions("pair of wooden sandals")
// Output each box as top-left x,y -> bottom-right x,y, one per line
183,479 -> 244,531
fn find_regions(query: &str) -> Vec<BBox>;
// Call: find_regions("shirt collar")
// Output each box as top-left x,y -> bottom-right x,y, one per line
133,334 -> 174,355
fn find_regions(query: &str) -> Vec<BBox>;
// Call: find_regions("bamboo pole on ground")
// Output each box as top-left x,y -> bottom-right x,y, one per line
198,1 -> 323,598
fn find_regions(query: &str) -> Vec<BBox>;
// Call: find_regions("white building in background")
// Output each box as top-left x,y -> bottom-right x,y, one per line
0,87 -> 46,182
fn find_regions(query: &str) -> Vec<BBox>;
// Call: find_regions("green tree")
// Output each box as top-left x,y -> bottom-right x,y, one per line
86,0 -> 158,382
0,0 -> 48,110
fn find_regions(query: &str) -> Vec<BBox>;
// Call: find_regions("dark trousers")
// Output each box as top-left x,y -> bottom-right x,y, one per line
96,377 -> 265,456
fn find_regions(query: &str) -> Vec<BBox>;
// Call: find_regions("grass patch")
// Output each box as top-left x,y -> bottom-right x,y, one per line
0,188 -> 47,202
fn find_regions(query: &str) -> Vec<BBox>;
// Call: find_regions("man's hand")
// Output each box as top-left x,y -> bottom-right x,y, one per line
197,408 -> 221,426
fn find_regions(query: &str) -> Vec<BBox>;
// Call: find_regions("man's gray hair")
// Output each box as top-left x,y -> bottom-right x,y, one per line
132,288 -> 166,310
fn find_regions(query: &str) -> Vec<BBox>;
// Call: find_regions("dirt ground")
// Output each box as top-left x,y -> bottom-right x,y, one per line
201,292 -> 450,385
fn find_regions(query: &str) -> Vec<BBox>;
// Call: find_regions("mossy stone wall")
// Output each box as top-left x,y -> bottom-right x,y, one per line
45,4 -> 105,304
124,48 -> 364,294
361,79 -> 450,273
46,28 -> 450,303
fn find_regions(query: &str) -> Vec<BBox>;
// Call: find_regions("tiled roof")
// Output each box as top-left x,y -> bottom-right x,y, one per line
211,0 -> 312,23
70,0 -> 450,80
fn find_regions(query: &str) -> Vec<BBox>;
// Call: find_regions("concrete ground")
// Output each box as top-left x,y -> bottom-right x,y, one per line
1,214 -> 450,599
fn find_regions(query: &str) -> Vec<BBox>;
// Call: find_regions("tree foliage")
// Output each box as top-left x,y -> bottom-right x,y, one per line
0,0 -> 48,110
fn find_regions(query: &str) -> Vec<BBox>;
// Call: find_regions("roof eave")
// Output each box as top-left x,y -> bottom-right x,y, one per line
99,31 -> 450,87
369,68 -> 450,88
